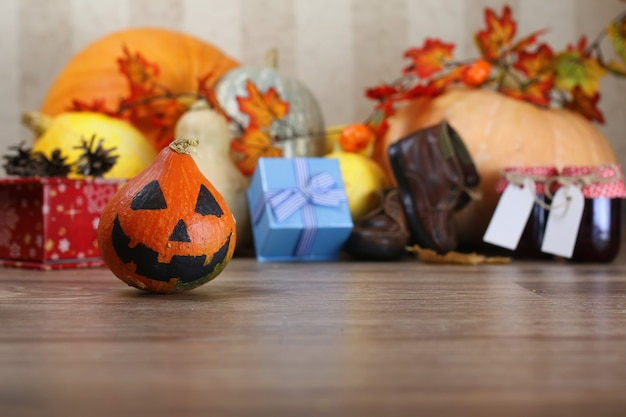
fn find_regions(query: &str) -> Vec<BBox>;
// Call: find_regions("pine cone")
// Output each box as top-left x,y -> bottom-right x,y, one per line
34,149 -> 72,177
74,135 -> 119,177
2,142 -> 40,177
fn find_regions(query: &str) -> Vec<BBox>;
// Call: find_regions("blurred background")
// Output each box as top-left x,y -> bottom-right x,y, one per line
1,0 -> 625,176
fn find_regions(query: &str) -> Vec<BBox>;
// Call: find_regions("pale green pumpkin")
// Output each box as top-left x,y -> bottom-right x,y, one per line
214,51 -> 326,158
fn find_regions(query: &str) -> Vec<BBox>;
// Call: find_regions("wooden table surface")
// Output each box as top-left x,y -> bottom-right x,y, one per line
2,251 -> 626,417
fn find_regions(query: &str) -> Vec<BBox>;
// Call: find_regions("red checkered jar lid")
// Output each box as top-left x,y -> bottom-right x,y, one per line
556,164 -> 626,198
495,166 -> 558,195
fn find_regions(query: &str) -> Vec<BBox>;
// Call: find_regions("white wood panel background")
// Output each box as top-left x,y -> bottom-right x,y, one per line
1,0 -> 625,174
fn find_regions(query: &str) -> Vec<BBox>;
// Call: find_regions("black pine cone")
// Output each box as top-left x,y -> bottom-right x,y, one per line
2,142 -> 43,176
74,135 -> 119,177
34,149 -> 73,177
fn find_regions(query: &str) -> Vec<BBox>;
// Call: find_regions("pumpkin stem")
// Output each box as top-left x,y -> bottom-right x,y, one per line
264,48 -> 279,69
169,138 -> 199,154
21,111 -> 53,137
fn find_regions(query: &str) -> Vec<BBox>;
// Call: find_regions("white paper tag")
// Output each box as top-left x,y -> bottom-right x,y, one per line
541,186 -> 585,258
483,179 -> 536,250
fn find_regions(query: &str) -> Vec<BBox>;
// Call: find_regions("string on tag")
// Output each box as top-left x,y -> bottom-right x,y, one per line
501,170 -> 556,210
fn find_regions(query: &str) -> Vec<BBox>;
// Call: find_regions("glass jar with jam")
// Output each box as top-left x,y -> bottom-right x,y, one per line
555,164 -> 626,263
493,166 -> 558,259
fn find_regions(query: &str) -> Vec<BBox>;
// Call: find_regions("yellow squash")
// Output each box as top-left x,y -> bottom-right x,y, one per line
26,111 -> 157,178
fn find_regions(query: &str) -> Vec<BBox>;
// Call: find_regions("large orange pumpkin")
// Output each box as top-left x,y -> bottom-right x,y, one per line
373,87 -> 617,246
97,138 -> 237,293
40,27 -> 239,151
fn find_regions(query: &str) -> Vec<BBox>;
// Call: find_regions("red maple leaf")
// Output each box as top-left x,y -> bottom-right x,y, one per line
566,36 -> 591,57
393,81 -> 433,101
150,99 -> 187,129
143,99 -> 189,147
475,5 -> 517,61
522,78 -> 554,106
117,46 -> 162,101
69,98 -> 117,116
501,78 -> 553,107
403,39 -> 455,78
365,84 -> 399,101
564,86 -> 605,123
514,43 -> 555,79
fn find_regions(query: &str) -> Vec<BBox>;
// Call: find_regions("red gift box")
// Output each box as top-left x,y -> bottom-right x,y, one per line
0,177 -> 123,270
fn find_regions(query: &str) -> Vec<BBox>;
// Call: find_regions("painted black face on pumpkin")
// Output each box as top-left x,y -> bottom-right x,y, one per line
111,179 -> 232,283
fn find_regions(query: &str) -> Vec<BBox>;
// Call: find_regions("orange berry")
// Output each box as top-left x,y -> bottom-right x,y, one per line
461,59 -> 491,87
338,123 -> 375,153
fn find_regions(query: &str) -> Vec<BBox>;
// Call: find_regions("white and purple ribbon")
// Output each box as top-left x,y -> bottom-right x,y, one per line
253,158 -> 346,256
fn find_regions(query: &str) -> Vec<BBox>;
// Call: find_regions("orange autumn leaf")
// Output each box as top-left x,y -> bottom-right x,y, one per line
514,44 -> 555,79
117,46 -> 162,100
69,98 -> 117,116
150,99 -> 188,129
365,84 -> 399,101
407,244 -> 511,265
475,5 -> 517,60
397,82 -> 436,100
231,127 -> 283,175
567,36 -> 590,56
501,77 -> 553,107
564,86 -> 605,123
197,71 -> 228,118
140,98 -> 190,147
403,39 -> 455,78
522,78 -> 554,106
236,79 -> 290,129
509,29 -> 549,54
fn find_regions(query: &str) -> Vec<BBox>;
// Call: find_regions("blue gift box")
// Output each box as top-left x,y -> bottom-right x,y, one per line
247,157 -> 354,262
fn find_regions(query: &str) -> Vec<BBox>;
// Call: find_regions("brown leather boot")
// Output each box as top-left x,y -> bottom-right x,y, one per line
388,120 -> 480,254
342,189 -> 410,260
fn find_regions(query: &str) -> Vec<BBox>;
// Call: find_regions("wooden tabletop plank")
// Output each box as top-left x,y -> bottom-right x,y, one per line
1,255 -> 626,416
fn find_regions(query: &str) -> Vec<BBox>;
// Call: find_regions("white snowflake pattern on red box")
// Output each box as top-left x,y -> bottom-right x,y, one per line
0,177 -> 123,269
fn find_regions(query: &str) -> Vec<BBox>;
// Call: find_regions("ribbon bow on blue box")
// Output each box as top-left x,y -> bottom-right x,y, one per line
248,157 -> 353,262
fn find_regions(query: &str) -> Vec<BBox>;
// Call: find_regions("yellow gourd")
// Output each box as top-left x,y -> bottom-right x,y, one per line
326,151 -> 390,222
174,101 -> 252,250
25,111 -> 156,179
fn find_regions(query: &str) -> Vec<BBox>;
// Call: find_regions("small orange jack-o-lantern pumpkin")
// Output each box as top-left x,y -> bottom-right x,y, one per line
97,138 -> 237,293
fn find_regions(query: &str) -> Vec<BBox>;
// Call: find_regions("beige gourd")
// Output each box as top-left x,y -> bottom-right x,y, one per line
174,100 -> 252,250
